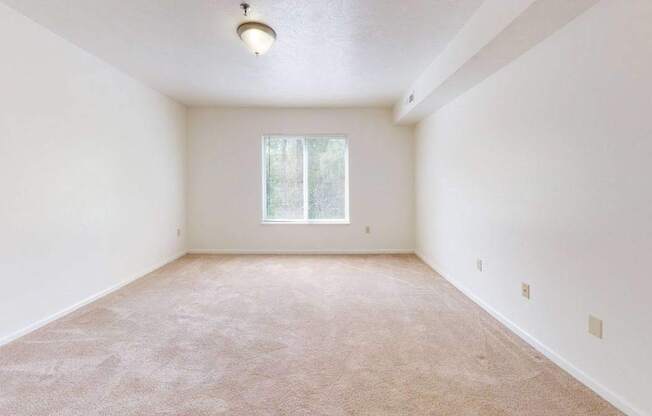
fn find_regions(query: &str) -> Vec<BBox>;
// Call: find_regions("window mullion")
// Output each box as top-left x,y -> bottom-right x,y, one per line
302,137 -> 309,220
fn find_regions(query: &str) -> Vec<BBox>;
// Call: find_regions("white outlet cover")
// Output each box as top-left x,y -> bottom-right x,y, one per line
589,315 -> 603,339
521,283 -> 530,299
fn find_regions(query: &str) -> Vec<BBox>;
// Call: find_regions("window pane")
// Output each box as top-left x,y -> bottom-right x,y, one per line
306,137 -> 346,220
265,137 -> 304,220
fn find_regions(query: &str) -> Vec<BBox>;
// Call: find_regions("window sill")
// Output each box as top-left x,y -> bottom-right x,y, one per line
261,220 -> 350,225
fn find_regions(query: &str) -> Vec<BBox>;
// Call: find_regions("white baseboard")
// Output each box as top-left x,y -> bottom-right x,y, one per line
414,251 -> 646,416
0,250 -> 187,347
188,248 -> 415,255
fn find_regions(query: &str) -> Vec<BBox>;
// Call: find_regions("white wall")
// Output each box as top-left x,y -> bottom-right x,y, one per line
188,107 -> 414,253
0,4 -> 187,343
415,1 -> 651,415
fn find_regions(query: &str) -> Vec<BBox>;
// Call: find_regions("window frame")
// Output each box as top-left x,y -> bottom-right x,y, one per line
261,134 -> 350,225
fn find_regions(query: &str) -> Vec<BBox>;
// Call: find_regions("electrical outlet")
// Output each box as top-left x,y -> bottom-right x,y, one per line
521,283 -> 530,299
365,226 -> 371,234
177,228 -> 181,237
589,315 -> 603,339
476,259 -> 483,272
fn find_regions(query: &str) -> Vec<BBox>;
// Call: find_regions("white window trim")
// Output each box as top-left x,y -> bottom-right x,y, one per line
261,135 -> 350,225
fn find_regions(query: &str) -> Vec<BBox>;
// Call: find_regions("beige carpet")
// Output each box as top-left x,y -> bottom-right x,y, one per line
0,254 -> 621,415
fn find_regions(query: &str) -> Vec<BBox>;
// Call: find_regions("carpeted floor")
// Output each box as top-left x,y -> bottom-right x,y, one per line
0,254 -> 621,415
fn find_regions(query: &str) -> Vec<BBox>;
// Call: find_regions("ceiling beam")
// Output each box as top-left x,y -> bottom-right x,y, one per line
393,0 -> 600,125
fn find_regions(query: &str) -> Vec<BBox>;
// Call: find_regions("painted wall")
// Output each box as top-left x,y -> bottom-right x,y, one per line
415,1 -> 651,415
188,107 -> 414,253
0,4 -> 187,343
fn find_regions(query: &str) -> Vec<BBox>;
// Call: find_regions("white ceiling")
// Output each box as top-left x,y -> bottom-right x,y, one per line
2,0 -> 483,107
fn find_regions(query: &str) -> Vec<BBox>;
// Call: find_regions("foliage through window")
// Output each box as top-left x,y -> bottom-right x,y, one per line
262,136 -> 349,223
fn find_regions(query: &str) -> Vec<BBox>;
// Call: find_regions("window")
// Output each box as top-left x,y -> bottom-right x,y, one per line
262,135 -> 349,224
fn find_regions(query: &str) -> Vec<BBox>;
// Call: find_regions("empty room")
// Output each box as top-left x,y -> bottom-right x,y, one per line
1,0 -> 650,415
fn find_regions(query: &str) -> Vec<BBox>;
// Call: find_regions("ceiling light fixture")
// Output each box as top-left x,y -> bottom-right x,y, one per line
237,3 -> 276,56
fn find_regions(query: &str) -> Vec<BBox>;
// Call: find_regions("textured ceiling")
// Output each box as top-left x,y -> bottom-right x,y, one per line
1,0 -> 483,107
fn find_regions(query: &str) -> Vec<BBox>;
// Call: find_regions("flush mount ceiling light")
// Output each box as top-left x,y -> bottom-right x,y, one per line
237,3 -> 276,56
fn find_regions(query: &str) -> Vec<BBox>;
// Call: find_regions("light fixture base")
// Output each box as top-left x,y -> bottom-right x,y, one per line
240,3 -> 250,17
